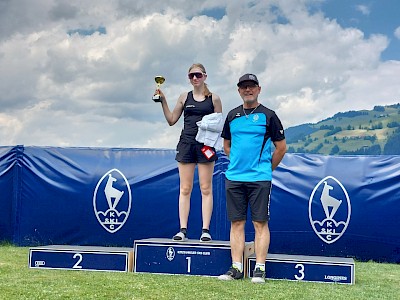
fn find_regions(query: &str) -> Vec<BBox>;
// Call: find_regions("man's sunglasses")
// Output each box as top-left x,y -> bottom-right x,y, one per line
188,72 -> 205,79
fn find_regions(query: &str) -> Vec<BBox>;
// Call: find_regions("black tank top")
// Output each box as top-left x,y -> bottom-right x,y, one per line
179,91 -> 214,144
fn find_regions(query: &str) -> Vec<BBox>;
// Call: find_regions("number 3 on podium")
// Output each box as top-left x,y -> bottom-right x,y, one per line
294,263 -> 305,280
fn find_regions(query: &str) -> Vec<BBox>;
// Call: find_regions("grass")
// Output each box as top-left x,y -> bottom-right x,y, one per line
0,244 -> 399,300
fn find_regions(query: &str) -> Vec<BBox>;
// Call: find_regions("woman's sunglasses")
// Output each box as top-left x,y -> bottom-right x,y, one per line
188,72 -> 205,79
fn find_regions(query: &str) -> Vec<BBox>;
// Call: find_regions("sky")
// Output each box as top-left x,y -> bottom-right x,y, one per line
0,0 -> 399,149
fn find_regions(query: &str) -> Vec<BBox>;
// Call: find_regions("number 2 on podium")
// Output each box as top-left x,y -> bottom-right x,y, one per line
73,253 -> 83,269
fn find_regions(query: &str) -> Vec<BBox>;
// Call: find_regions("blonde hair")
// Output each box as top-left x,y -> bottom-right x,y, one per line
188,63 -> 212,97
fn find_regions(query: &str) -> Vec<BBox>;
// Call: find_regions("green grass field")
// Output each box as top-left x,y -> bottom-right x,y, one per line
0,244 -> 399,300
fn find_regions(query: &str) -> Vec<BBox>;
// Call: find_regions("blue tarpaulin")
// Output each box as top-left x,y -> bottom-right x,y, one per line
0,146 -> 399,262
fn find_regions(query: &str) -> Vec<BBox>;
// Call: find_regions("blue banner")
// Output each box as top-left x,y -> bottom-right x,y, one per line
269,154 -> 400,262
0,146 -> 21,241
0,146 -> 399,263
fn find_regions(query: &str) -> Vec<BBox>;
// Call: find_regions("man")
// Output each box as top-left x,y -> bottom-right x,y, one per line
218,73 -> 286,283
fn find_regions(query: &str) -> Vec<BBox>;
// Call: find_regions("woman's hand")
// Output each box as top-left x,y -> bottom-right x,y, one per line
155,89 -> 166,102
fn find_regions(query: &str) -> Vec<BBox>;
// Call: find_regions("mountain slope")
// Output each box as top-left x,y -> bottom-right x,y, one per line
285,103 -> 400,155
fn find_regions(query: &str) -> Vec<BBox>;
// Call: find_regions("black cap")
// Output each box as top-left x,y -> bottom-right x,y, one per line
237,73 -> 259,87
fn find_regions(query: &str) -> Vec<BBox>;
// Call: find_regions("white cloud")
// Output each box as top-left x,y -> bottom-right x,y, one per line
0,0 -> 399,148
395,26 -> 400,39
355,5 -> 371,16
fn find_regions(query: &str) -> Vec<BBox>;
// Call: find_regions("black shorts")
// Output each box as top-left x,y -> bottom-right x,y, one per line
175,140 -> 218,163
225,179 -> 271,222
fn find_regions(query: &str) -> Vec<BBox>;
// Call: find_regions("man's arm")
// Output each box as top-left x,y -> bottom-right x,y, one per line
272,139 -> 286,170
223,139 -> 231,158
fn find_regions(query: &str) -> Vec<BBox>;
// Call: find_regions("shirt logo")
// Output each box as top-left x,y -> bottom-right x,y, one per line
309,176 -> 351,244
93,169 -> 132,233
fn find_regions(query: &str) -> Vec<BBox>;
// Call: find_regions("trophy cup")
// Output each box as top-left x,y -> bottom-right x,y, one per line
152,76 -> 165,102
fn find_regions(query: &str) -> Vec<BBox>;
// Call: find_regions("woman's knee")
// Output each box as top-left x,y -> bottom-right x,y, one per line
199,182 -> 212,196
180,184 -> 193,196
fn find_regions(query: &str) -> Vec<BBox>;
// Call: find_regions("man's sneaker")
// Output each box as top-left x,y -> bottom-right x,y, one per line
172,231 -> 187,241
218,266 -> 244,281
200,232 -> 212,242
251,267 -> 266,284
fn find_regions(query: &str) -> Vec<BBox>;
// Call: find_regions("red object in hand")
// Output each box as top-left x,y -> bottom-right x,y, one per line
201,145 -> 215,160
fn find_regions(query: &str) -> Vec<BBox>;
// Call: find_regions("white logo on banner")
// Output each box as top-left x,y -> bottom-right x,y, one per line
309,176 -> 351,244
166,247 -> 175,261
93,169 -> 132,233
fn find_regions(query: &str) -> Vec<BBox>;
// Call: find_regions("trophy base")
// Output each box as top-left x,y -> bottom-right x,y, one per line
152,95 -> 162,103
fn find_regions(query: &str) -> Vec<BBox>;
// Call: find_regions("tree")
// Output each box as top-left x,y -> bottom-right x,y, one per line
330,145 -> 340,155
287,146 -> 296,153
383,133 -> 400,154
373,105 -> 385,112
387,122 -> 399,128
364,144 -> 381,155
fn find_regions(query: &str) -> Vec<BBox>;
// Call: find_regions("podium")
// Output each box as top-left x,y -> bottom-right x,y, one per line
29,245 -> 133,272
28,242 -> 355,285
247,253 -> 355,284
134,238 -> 254,277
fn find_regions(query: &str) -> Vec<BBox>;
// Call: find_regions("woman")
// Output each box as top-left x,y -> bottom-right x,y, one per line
155,63 -> 222,242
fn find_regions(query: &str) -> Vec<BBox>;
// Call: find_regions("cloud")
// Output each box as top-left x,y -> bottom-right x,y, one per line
0,0 -> 399,149
49,3 -> 79,21
395,26 -> 400,39
355,5 -> 370,16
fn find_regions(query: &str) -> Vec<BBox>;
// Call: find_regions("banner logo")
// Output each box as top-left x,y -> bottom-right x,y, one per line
93,169 -> 132,233
309,176 -> 351,244
166,247 -> 175,261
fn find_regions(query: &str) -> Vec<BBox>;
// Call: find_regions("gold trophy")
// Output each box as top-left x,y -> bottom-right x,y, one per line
152,76 -> 165,102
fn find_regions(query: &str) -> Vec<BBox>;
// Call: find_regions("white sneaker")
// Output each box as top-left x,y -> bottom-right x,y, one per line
251,267 -> 266,284
218,266 -> 244,280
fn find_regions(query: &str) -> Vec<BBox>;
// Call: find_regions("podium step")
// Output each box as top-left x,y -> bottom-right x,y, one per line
29,245 -> 133,272
247,253 -> 355,284
134,238 -> 254,277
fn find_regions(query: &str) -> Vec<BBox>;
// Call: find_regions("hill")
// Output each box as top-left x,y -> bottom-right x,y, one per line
285,103 -> 400,155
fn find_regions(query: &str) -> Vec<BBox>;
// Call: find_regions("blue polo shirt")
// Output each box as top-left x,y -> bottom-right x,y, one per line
221,104 -> 285,182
